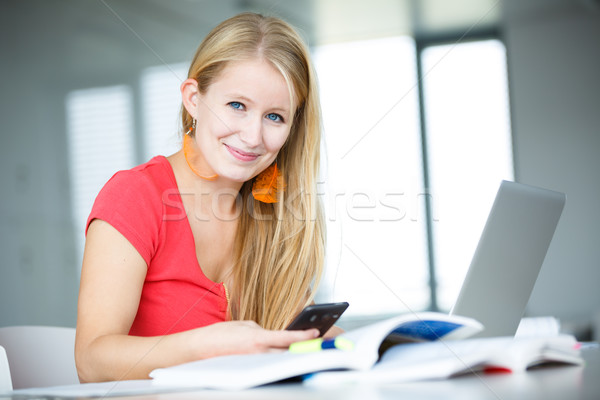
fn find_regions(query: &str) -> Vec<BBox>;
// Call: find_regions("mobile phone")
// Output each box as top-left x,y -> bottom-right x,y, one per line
285,302 -> 349,337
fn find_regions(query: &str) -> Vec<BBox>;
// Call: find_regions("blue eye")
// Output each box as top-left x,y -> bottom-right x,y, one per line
229,102 -> 244,110
266,113 -> 283,122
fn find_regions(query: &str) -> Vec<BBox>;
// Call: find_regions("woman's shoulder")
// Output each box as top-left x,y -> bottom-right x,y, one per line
87,156 -> 177,263
92,155 -> 178,217
119,155 -> 174,181
106,156 -> 176,194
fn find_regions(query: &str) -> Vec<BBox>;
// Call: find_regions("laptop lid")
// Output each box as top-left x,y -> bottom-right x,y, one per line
450,180 -> 566,338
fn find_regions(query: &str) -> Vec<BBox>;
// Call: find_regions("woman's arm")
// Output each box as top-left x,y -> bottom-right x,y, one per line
75,220 -> 318,383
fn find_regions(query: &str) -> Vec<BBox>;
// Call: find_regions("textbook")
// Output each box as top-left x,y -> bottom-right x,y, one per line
150,312 -> 484,390
304,334 -> 583,386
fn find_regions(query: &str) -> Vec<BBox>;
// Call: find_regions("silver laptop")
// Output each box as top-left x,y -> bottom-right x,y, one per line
450,180 -> 566,338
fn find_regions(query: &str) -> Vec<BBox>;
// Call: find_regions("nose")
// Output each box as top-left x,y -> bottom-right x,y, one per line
238,114 -> 263,148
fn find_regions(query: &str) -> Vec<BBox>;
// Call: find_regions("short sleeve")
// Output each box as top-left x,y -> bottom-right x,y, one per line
86,169 -> 163,265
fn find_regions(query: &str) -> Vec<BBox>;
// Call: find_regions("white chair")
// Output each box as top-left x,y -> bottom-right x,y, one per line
0,326 -> 79,389
0,345 -> 12,392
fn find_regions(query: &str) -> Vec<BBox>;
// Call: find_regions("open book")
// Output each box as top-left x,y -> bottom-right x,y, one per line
7,315 -> 583,398
305,333 -> 583,386
150,312 -> 483,390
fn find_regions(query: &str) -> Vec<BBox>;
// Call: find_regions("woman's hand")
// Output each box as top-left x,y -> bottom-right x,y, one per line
186,321 -> 319,359
323,325 -> 345,338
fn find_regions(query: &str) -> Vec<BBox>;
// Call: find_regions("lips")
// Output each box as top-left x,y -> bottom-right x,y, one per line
224,144 -> 260,162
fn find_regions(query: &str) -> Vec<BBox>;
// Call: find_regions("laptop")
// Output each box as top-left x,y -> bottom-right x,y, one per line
450,180 -> 566,338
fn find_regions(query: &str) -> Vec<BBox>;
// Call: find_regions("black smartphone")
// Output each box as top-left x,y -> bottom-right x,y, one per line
285,302 -> 349,337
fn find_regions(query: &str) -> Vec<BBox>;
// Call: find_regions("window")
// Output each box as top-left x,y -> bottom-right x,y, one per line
421,38 -> 514,310
140,63 -> 188,160
66,85 -> 136,261
313,36 -> 513,317
313,37 -> 430,316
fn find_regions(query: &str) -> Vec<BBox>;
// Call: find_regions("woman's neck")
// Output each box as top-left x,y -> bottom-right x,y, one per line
167,150 -> 243,221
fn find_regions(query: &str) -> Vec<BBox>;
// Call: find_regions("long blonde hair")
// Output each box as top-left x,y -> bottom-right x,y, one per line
182,13 -> 325,330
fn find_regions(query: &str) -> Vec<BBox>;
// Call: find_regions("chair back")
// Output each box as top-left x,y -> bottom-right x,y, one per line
0,345 -> 12,392
0,326 -> 78,389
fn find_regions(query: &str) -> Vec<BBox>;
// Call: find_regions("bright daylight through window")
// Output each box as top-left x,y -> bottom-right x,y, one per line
66,86 -> 135,262
422,38 -> 514,311
313,36 -> 430,316
140,63 -> 188,160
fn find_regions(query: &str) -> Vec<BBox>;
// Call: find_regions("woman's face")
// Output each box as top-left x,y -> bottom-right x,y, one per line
189,58 -> 293,183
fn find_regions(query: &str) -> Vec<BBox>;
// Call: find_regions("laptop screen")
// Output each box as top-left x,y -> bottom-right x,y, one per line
450,180 -> 565,338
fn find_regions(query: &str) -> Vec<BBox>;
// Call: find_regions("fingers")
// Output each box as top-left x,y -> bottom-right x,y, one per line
259,328 -> 319,350
323,325 -> 345,338
205,321 -> 319,355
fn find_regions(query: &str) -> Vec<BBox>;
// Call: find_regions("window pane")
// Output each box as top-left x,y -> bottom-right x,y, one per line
66,85 -> 136,263
141,63 -> 188,160
421,39 -> 514,310
313,37 -> 429,316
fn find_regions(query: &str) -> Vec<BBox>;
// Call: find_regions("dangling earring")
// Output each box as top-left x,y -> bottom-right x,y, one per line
252,162 -> 285,203
186,118 -> 196,136
183,119 -> 218,181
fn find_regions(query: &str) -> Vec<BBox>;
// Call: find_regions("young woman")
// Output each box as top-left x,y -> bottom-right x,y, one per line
75,12 -> 333,383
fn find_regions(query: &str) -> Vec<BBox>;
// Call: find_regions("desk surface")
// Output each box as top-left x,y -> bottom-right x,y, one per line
4,346 -> 599,400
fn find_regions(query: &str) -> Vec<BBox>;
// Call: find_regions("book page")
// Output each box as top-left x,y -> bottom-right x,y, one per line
305,334 -> 583,386
515,316 -> 561,338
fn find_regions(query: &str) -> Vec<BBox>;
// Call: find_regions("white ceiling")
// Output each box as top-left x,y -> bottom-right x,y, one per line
6,0 -> 584,91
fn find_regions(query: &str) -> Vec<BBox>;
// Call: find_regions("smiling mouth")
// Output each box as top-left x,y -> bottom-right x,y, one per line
224,144 -> 260,162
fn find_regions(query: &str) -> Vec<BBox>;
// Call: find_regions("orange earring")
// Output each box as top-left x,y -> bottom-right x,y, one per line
183,119 -> 218,181
186,118 -> 196,136
252,163 -> 285,204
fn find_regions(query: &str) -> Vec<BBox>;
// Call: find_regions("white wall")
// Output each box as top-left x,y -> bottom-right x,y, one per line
503,1 -> 600,332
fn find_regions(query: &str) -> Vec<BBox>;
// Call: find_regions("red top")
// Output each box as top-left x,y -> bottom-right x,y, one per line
86,156 -> 230,337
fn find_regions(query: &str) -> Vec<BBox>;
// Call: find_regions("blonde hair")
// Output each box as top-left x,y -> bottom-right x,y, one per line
182,13 -> 325,330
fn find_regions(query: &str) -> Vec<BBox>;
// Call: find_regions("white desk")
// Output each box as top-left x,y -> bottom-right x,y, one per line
3,347 -> 599,400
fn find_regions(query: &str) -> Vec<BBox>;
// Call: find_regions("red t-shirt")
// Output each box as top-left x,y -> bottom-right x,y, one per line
86,156 -> 230,337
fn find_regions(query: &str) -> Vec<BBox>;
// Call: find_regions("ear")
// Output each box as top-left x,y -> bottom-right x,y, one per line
180,78 -> 200,119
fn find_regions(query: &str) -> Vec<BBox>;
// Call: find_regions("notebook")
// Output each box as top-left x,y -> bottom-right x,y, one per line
450,180 -> 566,338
